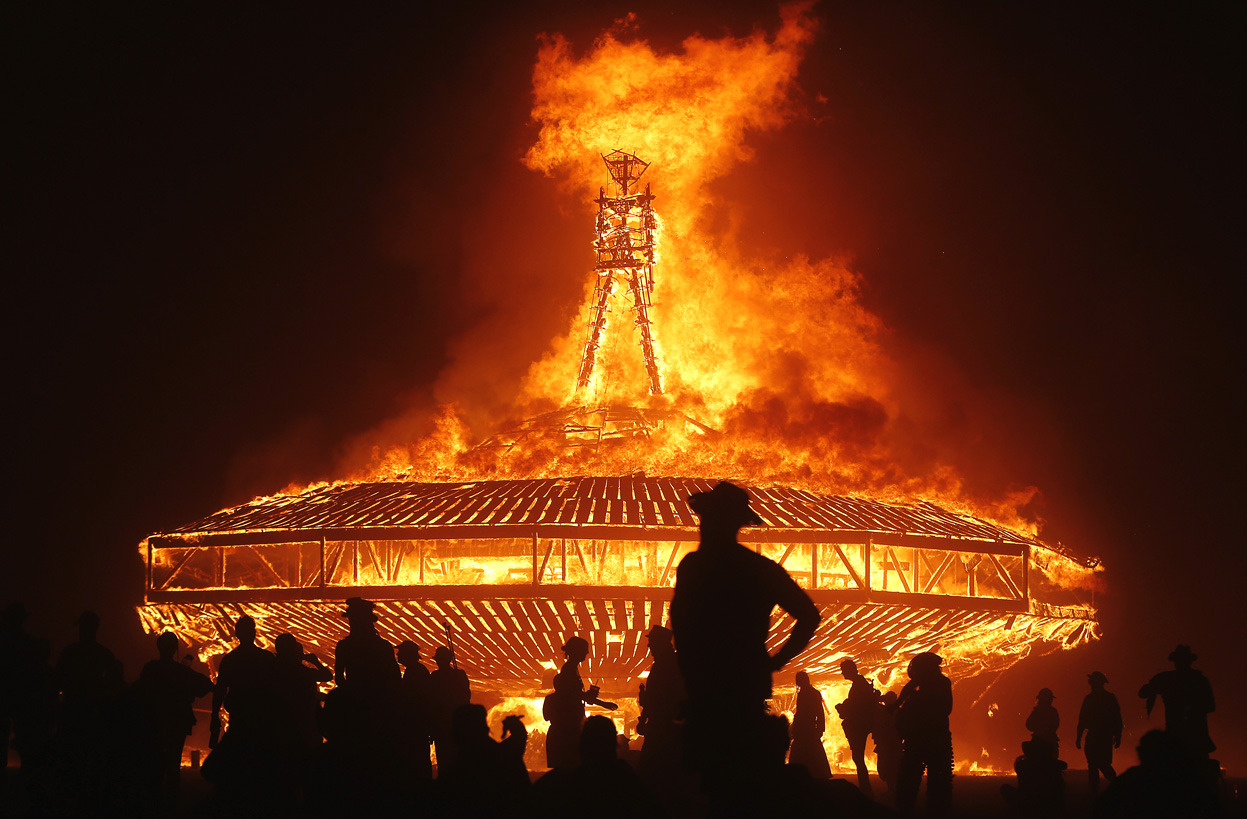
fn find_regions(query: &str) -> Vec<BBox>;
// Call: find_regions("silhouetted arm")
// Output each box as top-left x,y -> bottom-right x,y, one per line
304,653 -> 333,683
209,660 -> 227,749
768,565 -> 821,671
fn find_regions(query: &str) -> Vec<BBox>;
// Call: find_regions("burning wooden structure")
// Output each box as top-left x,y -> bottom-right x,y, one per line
577,150 -> 663,395
138,475 -> 1097,697
137,150 -> 1098,702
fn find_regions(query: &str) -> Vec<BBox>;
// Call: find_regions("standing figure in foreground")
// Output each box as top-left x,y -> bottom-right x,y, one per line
544,635 -> 609,769
636,624 -> 686,780
1025,688 -> 1060,758
1075,671 -> 1121,795
205,614 -> 278,794
669,481 -> 820,808
395,639 -> 433,780
789,670 -> 831,779
1138,644 -> 1215,760
836,658 -> 882,795
894,652 -> 953,817
428,643 -> 471,769
873,690 -> 903,795
136,631 -> 213,812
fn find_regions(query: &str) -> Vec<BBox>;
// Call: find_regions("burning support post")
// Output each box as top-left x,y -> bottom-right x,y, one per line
576,150 -> 664,396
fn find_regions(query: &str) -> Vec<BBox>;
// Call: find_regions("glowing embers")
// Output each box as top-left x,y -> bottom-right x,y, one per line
577,151 -> 663,397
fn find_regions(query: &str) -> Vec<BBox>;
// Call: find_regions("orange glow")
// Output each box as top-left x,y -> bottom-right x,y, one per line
317,2 -> 1060,546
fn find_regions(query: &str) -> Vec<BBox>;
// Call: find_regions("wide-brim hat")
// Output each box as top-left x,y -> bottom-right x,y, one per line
1037,687 -> 1056,700
1169,644 -> 1197,662
341,596 -> 378,622
687,481 -> 763,527
1088,671 -> 1109,684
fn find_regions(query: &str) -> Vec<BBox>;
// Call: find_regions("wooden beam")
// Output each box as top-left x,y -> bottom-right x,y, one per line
657,542 -> 681,587
149,525 -> 1030,553
988,554 -> 1024,600
887,547 -> 911,594
157,547 -> 204,591
831,545 -> 864,590
920,552 -> 958,595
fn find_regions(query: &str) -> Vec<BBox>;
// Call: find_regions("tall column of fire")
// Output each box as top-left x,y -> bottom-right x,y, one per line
576,150 -> 664,396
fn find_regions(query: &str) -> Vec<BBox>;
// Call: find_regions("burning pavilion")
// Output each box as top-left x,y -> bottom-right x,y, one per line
137,152 -> 1099,704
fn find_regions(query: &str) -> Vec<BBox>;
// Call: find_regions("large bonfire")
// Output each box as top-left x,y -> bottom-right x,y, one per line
137,3 -> 1101,773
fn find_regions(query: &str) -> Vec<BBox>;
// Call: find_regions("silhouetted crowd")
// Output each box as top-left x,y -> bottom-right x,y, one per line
1,482 -> 1235,817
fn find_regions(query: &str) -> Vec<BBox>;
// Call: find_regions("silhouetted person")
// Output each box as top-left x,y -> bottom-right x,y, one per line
1,605 -> 56,810
396,639 -> 433,780
544,635 -> 598,769
532,714 -> 662,819
324,597 -> 404,809
1138,644 -> 1215,760
437,704 -> 529,815
428,643 -> 471,769
136,631 -> 213,813
669,481 -> 820,805
334,597 -> 400,693
55,609 -> 124,808
836,658 -> 881,793
1093,730 -> 1188,819
272,633 -> 331,753
789,670 -> 831,780
1001,738 -> 1067,818
1025,688 -> 1060,758
637,625 -> 686,783
204,613 -> 278,795
1076,671 -> 1122,795
873,690 -> 903,795
894,652 -> 953,817
55,609 -> 124,738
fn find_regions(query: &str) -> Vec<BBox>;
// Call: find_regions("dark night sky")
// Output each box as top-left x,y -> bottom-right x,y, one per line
8,3 -> 1245,770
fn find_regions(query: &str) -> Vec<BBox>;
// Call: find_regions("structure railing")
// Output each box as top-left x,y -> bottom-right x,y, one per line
147,531 -> 1030,608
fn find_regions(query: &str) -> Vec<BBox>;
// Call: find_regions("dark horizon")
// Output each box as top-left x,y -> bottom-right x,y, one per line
7,2 -> 1244,774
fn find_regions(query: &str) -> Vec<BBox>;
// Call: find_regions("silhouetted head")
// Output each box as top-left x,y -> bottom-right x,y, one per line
795,670 -> 811,689
234,615 -> 257,645
1088,671 -> 1108,689
75,610 -> 100,640
839,658 -> 859,678
1136,729 -> 1181,769
579,715 -> 618,766
907,652 -> 943,681
396,640 -> 421,667
1168,644 -> 1196,669
341,597 -> 378,626
687,481 -> 763,543
156,631 -> 178,659
646,625 -> 673,656
434,646 -> 454,668
274,633 -> 302,661
881,690 -> 898,706
451,703 -> 490,748
1036,688 -> 1056,703
562,636 -> 590,664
